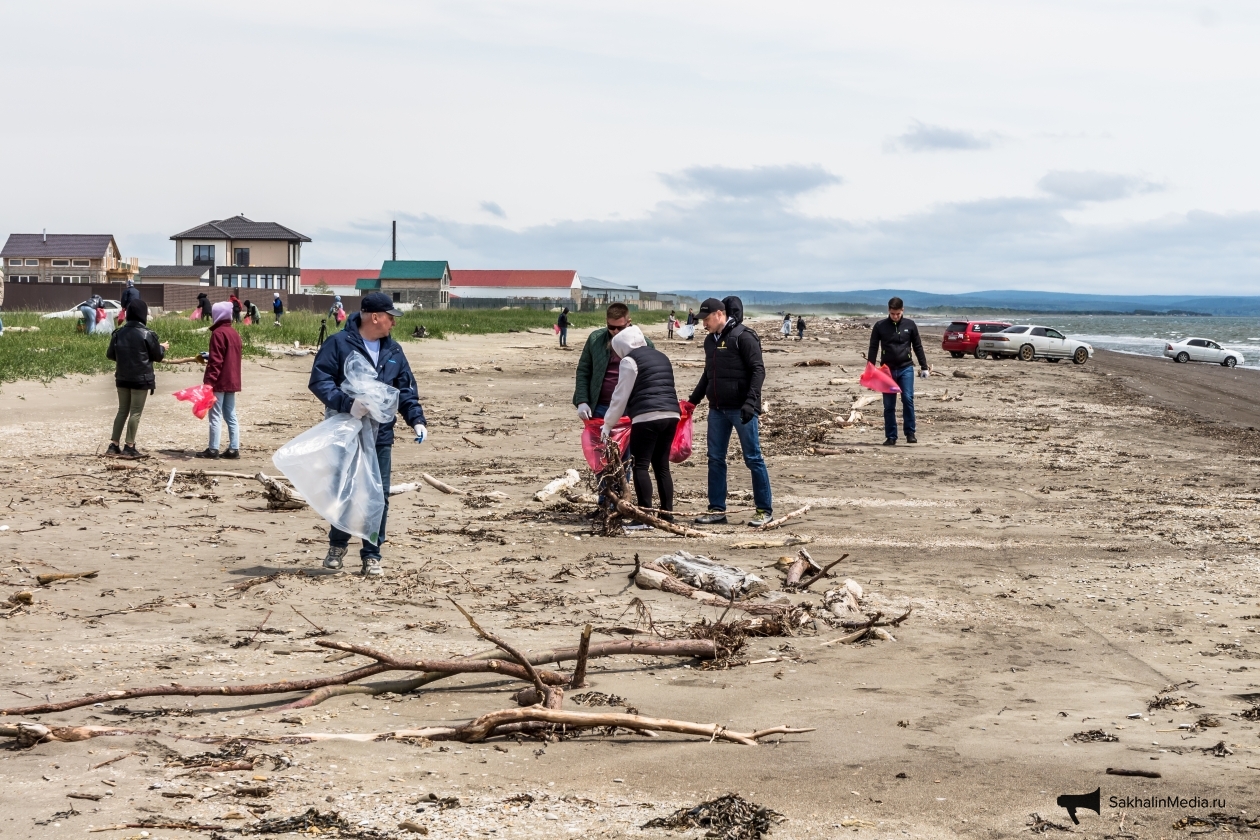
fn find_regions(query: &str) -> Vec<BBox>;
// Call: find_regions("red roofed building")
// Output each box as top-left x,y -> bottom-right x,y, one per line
449,270 -> 580,307
301,268 -> 377,296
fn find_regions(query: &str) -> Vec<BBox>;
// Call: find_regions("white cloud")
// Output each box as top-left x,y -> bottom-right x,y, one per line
479,201 -> 507,218
885,121 -> 994,152
1037,171 -> 1163,202
659,164 -> 841,198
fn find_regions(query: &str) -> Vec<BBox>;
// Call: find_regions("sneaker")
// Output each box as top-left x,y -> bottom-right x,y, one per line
748,510 -> 774,527
694,510 -> 728,525
322,546 -> 347,572
105,443 -> 122,457
658,512 -> 675,523
122,444 -> 141,459
906,434 -> 918,444
195,448 -> 221,459
362,557 -> 383,576
222,449 -> 240,460
882,438 -> 897,446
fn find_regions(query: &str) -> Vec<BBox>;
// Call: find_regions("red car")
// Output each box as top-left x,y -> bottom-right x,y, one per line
942,320 -> 1012,358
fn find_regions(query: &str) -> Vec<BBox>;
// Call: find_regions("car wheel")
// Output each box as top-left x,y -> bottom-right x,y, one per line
1072,347 -> 1089,365
1223,356 -> 1237,368
1018,344 -> 1035,361
1175,352 -> 1189,364
950,351 -> 964,359
974,348 -> 988,360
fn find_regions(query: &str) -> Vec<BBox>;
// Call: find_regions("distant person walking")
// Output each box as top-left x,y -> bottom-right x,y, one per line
196,292 -> 211,321
602,325 -> 680,519
120,279 -> 140,310
230,290 -> 242,323
688,296 -> 773,527
573,303 -> 652,422
105,300 -> 168,458
667,310 -> 676,340
557,307 -> 570,347
197,302 -> 243,460
867,296 -> 930,446
796,315 -> 806,341
781,314 -> 791,340
272,292 -> 284,325
328,296 -> 346,330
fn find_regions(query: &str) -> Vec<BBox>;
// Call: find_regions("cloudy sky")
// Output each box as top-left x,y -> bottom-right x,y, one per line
4,1 -> 1258,294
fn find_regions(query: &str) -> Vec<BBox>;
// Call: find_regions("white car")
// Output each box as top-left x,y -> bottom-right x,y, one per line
1163,338 -> 1243,368
42,299 -> 123,320
977,325 -> 1094,364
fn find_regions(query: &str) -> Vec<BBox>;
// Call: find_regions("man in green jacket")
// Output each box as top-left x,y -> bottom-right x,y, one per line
573,302 -> 653,420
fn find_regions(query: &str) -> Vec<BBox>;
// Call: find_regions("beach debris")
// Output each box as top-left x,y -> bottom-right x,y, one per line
535,469 -> 581,502
642,793 -> 783,840
36,570 -> 98,586
851,394 -> 878,410
1072,729 -> 1119,743
255,471 -> 306,510
1026,813 -> 1072,833
1148,694 -> 1202,712
755,504 -> 811,531
1106,767 -> 1161,778
731,535 -> 811,550
389,482 -> 423,496
1172,813 -> 1260,833
654,551 -> 767,600
632,555 -> 793,617
832,409 -> 863,427
793,359 -> 831,367
422,473 -> 464,495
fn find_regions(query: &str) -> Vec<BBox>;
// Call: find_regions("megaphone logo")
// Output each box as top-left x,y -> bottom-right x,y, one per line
1056,788 -> 1101,824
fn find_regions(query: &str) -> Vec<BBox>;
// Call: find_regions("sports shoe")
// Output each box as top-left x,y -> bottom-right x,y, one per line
694,509 -> 728,525
747,510 -> 774,527
222,449 -> 240,460
122,444 -> 141,459
906,434 -> 918,444
362,557 -> 383,576
322,546 -> 347,572
882,438 -> 896,446
195,448 -> 220,459
105,443 -> 122,457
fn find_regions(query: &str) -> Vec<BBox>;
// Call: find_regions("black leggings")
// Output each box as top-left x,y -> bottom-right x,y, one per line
628,417 -> 677,512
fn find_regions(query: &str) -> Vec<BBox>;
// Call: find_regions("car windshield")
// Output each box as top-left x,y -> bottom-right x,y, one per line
947,322 -> 967,333
1002,326 -> 1030,334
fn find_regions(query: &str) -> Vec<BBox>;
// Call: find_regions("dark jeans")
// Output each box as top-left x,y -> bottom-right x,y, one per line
559,326 -> 568,346
882,365 -> 916,440
706,408 -> 773,514
329,445 -> 392,560
629,417 -> 676,511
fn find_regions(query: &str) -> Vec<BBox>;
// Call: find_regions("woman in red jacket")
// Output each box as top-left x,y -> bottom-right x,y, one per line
197,302 -> 243,459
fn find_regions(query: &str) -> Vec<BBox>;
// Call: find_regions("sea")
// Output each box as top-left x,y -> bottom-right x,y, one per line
915,314 -> 1260,369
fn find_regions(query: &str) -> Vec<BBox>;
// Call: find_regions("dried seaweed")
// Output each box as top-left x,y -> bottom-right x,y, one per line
1072,729 -> 1119,743
1027,813 -> 1072,833
1148,695 -> 1202,712
214,808 -> 392,838
642,793 -> 783,840
1171,812 -> 1260,832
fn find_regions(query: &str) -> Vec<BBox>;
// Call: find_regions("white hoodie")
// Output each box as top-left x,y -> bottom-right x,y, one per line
602,325 -> 681,437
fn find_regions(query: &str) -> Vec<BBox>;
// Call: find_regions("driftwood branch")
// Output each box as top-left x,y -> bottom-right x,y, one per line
634,561 -> 790,616
422,473 -> 463,495
784,549 -> 817,587
37,570 -> 99,586
614,498 -> 707,538
755,504 -> 811,531
796,553 -> 849,590
571,624 -> 593,689
447,598 -> 554,705
256,472 -> 306,510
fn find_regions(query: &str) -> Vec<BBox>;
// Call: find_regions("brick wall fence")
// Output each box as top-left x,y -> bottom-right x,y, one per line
1,282 -> 359,315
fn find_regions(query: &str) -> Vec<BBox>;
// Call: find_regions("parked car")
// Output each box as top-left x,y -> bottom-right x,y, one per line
42,299 -> 123,320
1163,338 -> 1243,367
942,320 -> 1012,358
977,325 -> 1094,364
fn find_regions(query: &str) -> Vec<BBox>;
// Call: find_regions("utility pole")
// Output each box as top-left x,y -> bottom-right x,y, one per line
392,220 -> 396,261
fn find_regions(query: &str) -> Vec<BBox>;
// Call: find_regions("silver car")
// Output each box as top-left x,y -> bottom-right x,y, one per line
977,325 -> 1094,364
42,299 -> 123,320
1163,338 -> 1243,368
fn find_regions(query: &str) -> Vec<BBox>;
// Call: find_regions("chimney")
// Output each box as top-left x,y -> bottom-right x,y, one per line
42,228 -> 46,243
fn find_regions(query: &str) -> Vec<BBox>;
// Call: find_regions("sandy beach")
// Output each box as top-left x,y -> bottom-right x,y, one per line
1,317 -> 1258,839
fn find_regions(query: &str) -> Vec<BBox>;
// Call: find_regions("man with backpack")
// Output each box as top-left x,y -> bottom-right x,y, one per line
687,296 -> 773,527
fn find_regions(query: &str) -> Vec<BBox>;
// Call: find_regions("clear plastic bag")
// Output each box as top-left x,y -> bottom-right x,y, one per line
272,354 -> 399,543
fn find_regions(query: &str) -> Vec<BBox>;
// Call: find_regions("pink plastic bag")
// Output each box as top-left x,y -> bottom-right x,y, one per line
669,401 -> 694,463
174,384 -> 218,419
859,362 -> 901,394
582,417 -> 631,472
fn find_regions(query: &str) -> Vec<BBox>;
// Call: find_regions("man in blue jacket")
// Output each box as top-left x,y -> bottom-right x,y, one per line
308,293 -> 428,576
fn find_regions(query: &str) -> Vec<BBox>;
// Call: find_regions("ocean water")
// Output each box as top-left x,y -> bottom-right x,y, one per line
919,314 -> 1260,368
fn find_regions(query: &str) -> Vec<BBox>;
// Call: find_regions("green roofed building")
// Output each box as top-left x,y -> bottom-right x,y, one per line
356,260 -> 450,309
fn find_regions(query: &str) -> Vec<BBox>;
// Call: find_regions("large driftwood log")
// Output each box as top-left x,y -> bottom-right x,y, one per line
614,499 -> 707,538
422,473 -> 463,495
634,563 -> 790,616
256,472 -> 306,510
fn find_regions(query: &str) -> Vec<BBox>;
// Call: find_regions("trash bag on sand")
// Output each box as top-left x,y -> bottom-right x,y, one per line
582,417 -> 631,472
272,354 -> 399,543
174,384 -> 217,419
859,361 -> 901,394
677,323 -> 696,340
669,400 -> 694,463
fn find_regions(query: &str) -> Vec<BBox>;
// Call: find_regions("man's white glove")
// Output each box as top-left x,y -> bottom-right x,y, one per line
413,424 -> 428,444
350,399 -> 370,419
600,423 -> 612,441
577,403 -> 593,421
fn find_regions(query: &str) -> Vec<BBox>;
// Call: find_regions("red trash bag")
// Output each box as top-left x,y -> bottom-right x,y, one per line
582,417 -> 631,472
859,362 -> 901,394
174,384 -> 218,419
669,400 -> 695,463
96,307 -> 107,324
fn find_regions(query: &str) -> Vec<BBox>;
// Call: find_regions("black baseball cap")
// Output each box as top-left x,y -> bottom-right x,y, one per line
696,297 -> 725,318
361,292 -> 403,317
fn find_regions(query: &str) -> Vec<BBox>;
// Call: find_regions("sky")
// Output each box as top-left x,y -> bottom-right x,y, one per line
3,0 -> 1259,295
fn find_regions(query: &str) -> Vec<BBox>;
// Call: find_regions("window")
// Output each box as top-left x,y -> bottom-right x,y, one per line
1030,327 -> 1047,336
8,275 -> 37,283
1003,326 -> 1029,334
72,259 -> 89,267
1188,339 -> 1206,347
392,292 -> 402,302
980,324 -> 1009,333
25,259 -> 37,266
7,259 -> 20,266
1207,341 -> 1221,349
193,245 -> 215,265
234,248 -> 249,267
52,259 -> 70,267
1046,329 -> 1065,340
947,322 -> 968,333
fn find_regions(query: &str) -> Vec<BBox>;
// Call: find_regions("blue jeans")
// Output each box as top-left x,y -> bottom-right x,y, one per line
594,404 -> 609,419
882,366 -> 916,440
208,391 -> 239,451
559,326 -> 568,346
706,408 -> 773,514
329,445 -> 392,561
81,305 -> 96,334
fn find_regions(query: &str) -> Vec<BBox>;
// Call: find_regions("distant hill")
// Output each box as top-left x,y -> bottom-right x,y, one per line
672,289 -> 1260,317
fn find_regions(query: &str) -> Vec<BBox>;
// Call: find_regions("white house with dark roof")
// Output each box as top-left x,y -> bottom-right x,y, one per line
1,233 -> 137,284
170,215 -> 310,293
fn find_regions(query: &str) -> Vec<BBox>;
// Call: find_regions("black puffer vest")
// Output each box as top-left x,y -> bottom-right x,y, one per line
626,346 -> 678,418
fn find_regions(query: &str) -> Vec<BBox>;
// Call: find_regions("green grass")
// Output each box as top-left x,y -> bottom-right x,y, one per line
0,308 -> 670,384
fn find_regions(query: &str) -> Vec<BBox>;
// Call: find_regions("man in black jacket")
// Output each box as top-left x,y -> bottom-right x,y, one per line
688,296 -> 773,527
867,296 -> 931,445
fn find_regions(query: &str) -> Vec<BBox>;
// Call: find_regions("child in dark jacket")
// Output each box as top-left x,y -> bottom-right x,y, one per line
197,302 -> 243,459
